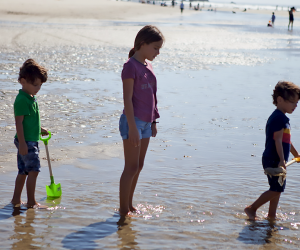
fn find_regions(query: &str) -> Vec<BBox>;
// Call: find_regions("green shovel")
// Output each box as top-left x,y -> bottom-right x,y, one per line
40,131 -> 62,198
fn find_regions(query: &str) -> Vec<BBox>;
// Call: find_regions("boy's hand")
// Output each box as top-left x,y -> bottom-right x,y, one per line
41,128 -> 49,135
19,141 -> 28,156
278,160 -> 286,169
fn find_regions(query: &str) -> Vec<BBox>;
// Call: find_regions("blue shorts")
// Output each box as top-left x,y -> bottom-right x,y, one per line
119,114 -> 152,140
262,158 -> 285,193
14,138 -> 41,175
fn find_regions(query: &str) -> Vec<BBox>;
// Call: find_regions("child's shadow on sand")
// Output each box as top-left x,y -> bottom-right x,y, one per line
62,213 -> 139,250
237,220 -> 288,245
0,203 -> 26,220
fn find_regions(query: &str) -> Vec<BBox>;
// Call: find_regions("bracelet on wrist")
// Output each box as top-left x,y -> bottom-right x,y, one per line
152,121 -> 159,124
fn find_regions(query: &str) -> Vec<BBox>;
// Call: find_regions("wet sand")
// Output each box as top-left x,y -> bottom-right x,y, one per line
1,0 -> 300,249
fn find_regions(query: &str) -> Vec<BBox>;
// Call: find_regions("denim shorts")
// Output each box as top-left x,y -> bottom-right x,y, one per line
119,114 -> 152,140
14,138 -> 41,175
262,158 -> 286,193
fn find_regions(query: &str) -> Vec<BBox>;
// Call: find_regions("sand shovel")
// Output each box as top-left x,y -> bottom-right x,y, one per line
285,157 -> 300,167
40,131 -> 62,198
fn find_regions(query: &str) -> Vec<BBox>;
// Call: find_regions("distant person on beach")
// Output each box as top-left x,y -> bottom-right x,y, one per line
11,59 -> 49,209
180,1 -> 184,13
244,81 -> 300,220
272,12 -> 276,26
119,25 -> 164,216
267,20 -> 272,27
172,0 -> 175,7
288,7 -> 296,30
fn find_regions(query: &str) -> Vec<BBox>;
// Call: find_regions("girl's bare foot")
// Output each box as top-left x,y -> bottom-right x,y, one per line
267,216 -> 276,222
119,208 -> 130,217
244,206 -> 257,220
129,206 -> 137,212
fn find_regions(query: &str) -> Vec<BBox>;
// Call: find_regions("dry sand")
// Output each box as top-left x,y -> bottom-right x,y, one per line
0,0 -> 184,22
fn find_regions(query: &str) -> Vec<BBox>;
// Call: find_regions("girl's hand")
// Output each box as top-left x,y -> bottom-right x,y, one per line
151,123 -> 157,137
41,127 -> 49,135
278,160 -> 286,169
129,128 -> 140,147
19,141 -> 28,156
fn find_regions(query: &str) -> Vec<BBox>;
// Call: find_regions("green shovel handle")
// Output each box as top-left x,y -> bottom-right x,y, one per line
40,131 -> 51,145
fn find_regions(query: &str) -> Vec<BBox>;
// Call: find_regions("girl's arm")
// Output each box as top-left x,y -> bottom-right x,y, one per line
15,115 -> 28,155
290,143 -> 300,158
151,123 -> 157,137
274,129 -> 286,168
123,78 -> 140,147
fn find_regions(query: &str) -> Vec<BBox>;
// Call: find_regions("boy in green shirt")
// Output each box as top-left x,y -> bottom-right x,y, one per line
11,59 -> 48,208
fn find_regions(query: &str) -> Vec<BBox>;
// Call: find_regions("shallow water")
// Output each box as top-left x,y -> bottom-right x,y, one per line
1,10 -> 300,250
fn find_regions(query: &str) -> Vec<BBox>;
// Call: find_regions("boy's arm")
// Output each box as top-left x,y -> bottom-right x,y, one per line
274,129 -> 286,168
290,143 -> 300,158
15,116 -> 28,155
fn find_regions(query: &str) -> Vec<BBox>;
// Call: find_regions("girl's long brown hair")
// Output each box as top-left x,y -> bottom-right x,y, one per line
129,25 -> 165,58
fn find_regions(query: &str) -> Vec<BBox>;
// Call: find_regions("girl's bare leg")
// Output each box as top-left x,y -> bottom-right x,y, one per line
119,139 -> 141,216
129,138 -> 150,211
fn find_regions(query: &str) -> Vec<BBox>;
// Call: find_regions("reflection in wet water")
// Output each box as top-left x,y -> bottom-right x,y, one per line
117,217 -> 140,250
11,209 -> 41,250
0,203 -> 26,220
62,213 -> 140,250
238,220 -> 279,245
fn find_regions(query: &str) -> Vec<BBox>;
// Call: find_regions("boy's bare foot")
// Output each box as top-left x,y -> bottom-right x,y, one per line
27,203 -> 48,209
11,201 -> 25,207
244,206 -> 257,220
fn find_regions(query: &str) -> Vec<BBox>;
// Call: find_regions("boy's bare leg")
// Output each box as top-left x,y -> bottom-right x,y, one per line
268,192 -> 281,220
11,174 -> 26,205
244,190 -> 280,220
11,174 -> 26,206
128,138 -> 150,212
119,140 -> 140,216
26,171 -> 39,208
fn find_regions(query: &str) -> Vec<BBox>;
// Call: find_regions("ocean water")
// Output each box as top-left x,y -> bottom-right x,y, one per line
1,8 -> 300,249
155,0 -> 297,11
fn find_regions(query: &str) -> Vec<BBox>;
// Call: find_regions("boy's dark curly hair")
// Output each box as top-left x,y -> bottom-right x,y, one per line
272,81 -> 300,106
18,59 -> 47,84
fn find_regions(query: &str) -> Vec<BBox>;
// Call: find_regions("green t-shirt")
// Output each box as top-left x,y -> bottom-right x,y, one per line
14,90 -> 41,142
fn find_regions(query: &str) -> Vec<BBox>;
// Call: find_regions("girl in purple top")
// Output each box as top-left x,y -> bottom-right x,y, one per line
119,25 -> 164,216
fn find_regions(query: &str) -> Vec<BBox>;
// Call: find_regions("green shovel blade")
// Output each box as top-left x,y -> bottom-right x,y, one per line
46,183 -> 62,198
46,176 -> 62,198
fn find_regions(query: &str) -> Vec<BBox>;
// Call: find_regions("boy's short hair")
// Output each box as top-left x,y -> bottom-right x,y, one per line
18,59 -> 47,84
272,81 -> 300,106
